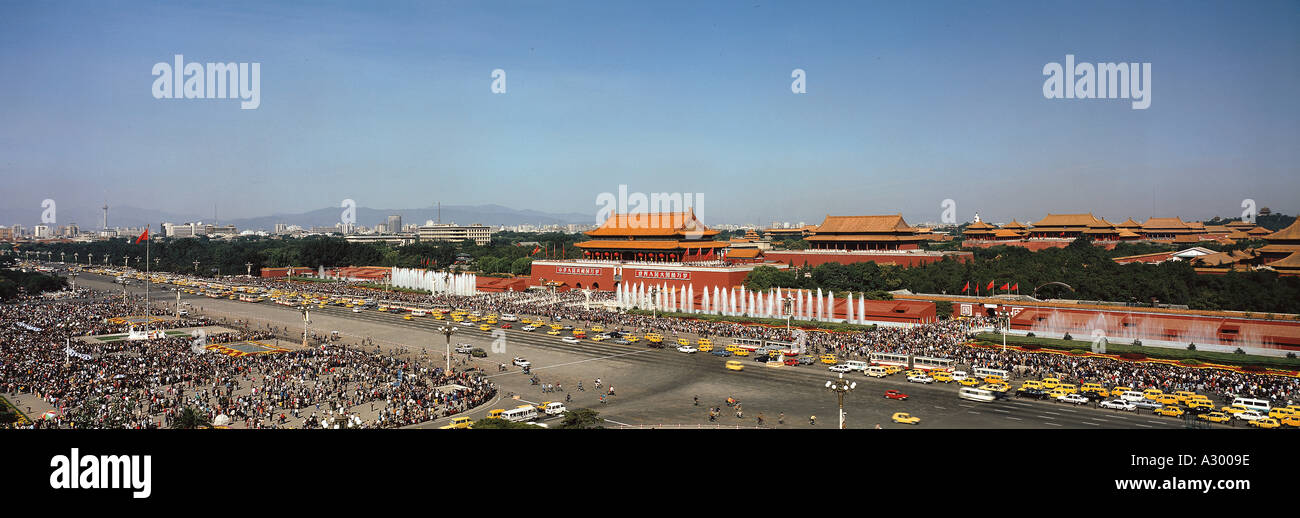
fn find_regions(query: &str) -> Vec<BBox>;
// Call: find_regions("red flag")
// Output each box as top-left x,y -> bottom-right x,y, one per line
1012,283 -> 1018,291
961,281 -> 970,293
135,228 -> 149,244
531,246 -> 541,256
986,280 -> 995,291
1000,283 -> 1010,291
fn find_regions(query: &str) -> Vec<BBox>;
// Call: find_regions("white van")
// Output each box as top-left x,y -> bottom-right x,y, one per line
500,314 -> 519,322
544,402 -> 567,416
865,366 -> 889,378
959,387 -> 996,403
1231,397 -> 1270,413
951,370 -> 969,382
1120,391 -> 1148,403
844,360 -> 869,372
501,406 -> 538,422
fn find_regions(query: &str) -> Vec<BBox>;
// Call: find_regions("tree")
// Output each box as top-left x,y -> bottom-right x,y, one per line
170,407 -> 212,429
471,418 -> 541,429
556,408 -> 605,429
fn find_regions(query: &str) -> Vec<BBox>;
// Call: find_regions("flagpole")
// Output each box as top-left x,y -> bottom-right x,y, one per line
145,224 -> 150,337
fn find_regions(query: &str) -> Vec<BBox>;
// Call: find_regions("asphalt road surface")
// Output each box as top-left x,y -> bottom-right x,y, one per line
82,273 -> 1223,430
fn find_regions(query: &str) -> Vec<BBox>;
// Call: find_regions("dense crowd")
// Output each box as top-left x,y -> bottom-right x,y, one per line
0,290 -> 496,429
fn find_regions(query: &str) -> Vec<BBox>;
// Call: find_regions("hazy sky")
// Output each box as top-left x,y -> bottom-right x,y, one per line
1,0 -> 1297,227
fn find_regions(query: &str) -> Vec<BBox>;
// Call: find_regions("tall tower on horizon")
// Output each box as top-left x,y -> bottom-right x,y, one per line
102,203 -> 108,230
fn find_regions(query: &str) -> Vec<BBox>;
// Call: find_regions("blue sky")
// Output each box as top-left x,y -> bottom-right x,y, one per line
1,0 -> 1297,227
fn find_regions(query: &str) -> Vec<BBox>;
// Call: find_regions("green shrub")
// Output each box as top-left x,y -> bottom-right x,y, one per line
1181,359 -> 1202,366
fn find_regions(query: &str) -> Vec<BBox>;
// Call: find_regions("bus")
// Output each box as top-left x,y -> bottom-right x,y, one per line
1231,397 -> 1271,414
959,387 -> 996,403
869,352 -> 910,368
973,367 -> 1010,383
732,337 -> 763,350
913,356 -> 954,372
501,406 -> 538,422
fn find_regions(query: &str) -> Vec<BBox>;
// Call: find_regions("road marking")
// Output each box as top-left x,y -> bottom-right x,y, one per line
967,411 -> 981,415
1038,415 -> 1055,420
934,406 -> 947,410
992,408 -> 1010,413
1006,416 -> 1022,421
1042,411 -> 1063,416
1081,421 -> 1101,426
1044,422 -> 1062,427
1136,423 -> 1153,428
1146,420 -> 1166,425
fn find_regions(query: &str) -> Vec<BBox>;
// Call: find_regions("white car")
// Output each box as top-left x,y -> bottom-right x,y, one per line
907,375 -> 934,384
1235,410 -> 1264,422
522,325 -> 537,331
561,336 -> 580,344
352,307 -> 362,313
512,357 -> 529,366
950,371 -> 969,382
454,345 -> 473,354
1099,400 -> 1137,411
829,365 -> 852,373
677,346 -> 698,353
1058,394 -> 1091,405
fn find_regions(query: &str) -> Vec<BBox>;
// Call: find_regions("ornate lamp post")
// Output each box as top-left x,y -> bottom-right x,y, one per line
825,372 -> 856,430
438,325 -> 458,374
299,305 -> 311,348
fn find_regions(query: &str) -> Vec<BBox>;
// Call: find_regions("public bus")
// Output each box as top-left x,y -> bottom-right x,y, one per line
869,352 -> 910,368
731,337 -> 763,351
973,367 -> 1011,383
501,406 -> 538,422
913,356 -> 955,372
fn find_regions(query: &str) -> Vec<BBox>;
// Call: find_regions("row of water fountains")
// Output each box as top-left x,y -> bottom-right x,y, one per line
613,283 -> 891,325
389,267 -> 477,296
1024,308 -> 1263,352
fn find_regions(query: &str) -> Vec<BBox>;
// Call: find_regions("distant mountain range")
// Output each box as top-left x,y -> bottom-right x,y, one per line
0,204 -> 594,230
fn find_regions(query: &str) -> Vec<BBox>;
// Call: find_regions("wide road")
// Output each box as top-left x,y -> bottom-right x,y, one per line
82,273 -> 1221,430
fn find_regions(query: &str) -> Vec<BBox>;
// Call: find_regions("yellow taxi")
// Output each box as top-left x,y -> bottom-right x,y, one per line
958,377 -> 981,387
1080,382 -> 1105,394
403,314 -> 413,320
1018,380 -> 1044,391
696,341 -> 713,352
1281,415 -> 1300,428
932,371 -> 953,383
891,412 -> 920,425
486,409 -> 505,419
572,329 -> 587,338
1186,399 -> 1215,412
983,375 -> 1005,385
903,369 -> 924,378
733,349 -> 751,357
677,338 -> 691,347
479,324 -> 491,331
546,329 -> 561,336
697,338 -> 713,347
725,360 -> 744,372
550,324 -> 563,331
1143,388 -> 1164,400
626,335 -> 641,343
1171,391 -> 1198,404
645,333 -> 664,343
1249,418 -> 1281,429
981,383 -> 1010,394
534,402 -> 551,412
1155,394 -> 1180,407
1221,405 -> 1248,415
1197,412 -> 1231,424
1047,389 -> 1069,400
378,307 -> 388,312
439,416 -> 474,429
1056,384 -> 1078,395
590,335 -> 607,342
819,354 -> 837,365
724,344 -> 739,353
591,325 -> 604,333
1153,406 -> 1184,417
882,365 -> 902,375
1041,377 -> 1061,390
1268,408 -> 1296,420
433,313 -> 446,320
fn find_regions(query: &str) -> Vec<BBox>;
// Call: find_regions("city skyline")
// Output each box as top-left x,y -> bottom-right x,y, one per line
1,1 -> 1297,226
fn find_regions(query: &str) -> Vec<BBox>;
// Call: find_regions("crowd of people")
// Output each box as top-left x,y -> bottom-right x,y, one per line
0,289 -> 496,429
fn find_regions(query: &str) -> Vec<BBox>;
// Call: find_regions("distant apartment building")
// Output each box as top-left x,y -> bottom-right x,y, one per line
387,215 -> 402,234
33,225 -> 51,239
417,222 -> 493,246
0,226 -> 14,242
274,223 -> 287,234
164,222 -> 203,238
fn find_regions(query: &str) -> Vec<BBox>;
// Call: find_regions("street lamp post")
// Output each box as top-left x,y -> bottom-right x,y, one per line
299,306 -> 311,348
825,372 -> 856,430
438,325 -> 458,374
